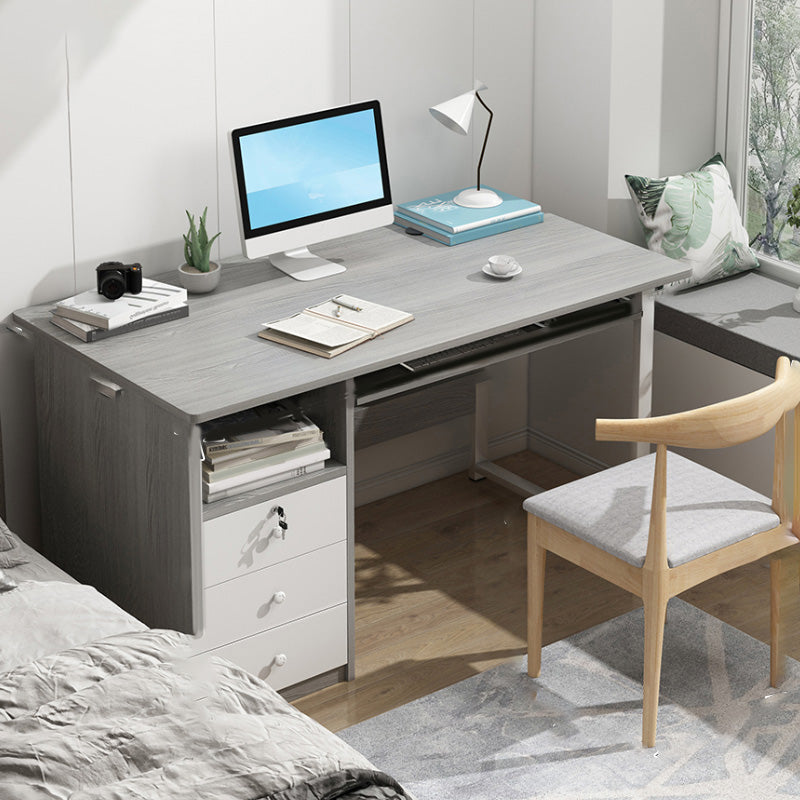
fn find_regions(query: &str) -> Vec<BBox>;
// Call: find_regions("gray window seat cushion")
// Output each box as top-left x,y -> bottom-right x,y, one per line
523,451 -> 779,568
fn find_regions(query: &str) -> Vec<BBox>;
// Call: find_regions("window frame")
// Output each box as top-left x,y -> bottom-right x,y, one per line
718,0 -> 800,284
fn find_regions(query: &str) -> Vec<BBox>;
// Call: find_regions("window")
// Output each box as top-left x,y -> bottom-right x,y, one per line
720,0 -> 800,280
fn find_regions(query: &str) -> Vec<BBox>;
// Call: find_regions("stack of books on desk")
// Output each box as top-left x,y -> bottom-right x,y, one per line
50,279 -> 188,342
200,401 -> 328,502
394,188 -> 543,245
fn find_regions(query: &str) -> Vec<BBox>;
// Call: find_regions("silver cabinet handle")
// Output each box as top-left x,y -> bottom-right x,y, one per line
4,323 -> 29,339
90,375 -> 122,398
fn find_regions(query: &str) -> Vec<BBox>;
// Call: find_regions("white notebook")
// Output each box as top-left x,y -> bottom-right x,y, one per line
259,295 -> 413,358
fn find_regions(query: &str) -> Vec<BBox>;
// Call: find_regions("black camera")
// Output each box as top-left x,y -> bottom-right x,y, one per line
96,262 -> 143,300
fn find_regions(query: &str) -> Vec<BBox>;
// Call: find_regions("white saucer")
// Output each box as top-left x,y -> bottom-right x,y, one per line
482,263 -> 522,279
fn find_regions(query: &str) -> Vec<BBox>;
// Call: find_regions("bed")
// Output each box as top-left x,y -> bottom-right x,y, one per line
0,516 -> 409,800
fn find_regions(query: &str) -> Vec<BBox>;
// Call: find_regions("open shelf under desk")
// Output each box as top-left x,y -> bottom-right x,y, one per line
202,462 -> 347,522
352,298 -> 641,500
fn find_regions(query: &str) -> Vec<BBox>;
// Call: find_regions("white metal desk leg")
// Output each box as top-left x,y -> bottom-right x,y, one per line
469,378 -> 491,480
632,289 -> 655,458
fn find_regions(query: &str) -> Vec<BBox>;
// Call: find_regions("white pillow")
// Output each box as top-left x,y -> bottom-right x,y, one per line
625,154 -> 758,289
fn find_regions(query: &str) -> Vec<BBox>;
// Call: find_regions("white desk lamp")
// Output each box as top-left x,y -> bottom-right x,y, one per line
429,80 -> 502,208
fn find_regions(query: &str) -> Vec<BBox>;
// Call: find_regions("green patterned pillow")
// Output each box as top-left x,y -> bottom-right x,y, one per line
625,154 -> 758,290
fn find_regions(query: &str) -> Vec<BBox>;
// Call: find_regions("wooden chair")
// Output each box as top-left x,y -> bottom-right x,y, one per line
524,355 -> 800,747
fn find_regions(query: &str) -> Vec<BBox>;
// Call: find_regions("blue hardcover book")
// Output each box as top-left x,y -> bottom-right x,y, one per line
396,188 -> 541,234
394,209 -> 543,245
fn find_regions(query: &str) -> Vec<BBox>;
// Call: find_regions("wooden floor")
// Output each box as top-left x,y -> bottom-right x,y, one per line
293,450 -> 800,732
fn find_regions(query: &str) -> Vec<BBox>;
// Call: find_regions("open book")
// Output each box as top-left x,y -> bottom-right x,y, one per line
259,295 -> 413,357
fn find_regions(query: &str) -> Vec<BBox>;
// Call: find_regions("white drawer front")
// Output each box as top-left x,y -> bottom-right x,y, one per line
202,476 -> 346,588
195,541 -> 346,651
201,604 -> 348,691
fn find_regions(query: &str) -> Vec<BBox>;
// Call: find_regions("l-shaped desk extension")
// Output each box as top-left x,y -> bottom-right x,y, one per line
13,214 -> 688,687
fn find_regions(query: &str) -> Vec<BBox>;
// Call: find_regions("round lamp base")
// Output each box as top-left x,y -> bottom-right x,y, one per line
453,188 -> 503,208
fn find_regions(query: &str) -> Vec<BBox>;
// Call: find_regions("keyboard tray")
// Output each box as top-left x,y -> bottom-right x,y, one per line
355,297 -> 636,403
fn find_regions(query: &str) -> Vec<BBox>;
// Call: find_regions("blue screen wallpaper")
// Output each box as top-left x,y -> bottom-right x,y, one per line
240,109 -> 384,229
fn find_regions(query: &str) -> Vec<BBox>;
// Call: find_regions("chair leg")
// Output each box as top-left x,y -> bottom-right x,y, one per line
527,516 -> 546,678
641,585 -> 668,748
770,547 -> 800,687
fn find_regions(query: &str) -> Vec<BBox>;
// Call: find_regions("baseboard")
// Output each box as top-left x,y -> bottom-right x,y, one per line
354,428 -> 528,507
526,428 -> 607,477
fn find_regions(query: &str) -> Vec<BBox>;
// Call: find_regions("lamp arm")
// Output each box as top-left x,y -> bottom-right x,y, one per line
474,91 -> 493,192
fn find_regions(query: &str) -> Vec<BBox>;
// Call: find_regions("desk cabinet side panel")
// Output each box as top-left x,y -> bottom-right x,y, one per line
35,339 -> 196,631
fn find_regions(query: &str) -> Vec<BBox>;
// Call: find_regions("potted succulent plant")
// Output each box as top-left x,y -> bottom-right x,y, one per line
178,207 -> 222,293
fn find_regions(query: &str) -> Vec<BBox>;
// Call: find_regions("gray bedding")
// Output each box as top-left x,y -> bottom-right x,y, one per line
0,624 -> 407,799
0,528 -> 409,800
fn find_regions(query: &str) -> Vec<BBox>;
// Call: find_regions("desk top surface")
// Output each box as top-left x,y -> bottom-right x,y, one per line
14,215 -> 688,422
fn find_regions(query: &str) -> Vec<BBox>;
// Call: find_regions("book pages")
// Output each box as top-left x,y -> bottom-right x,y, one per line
264,312 -> 371,348
305,295 -> 413,334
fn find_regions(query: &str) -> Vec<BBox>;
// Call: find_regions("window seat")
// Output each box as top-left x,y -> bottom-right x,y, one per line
655,271 -> 800,377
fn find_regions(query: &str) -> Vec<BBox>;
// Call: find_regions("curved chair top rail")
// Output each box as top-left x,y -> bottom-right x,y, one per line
596,356 -> 800,449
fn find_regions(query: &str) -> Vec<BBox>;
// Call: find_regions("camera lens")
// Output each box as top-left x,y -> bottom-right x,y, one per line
98,270 -> 127,300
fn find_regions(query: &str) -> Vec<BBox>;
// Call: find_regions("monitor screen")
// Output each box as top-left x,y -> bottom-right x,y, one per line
231,101 -> 393,280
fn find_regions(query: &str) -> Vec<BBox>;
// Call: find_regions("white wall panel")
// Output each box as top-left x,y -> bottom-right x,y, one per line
215,0 -> 350,260
67,0 -> 217,288
660,0 -> 719,175
0,1 -> 74,312
475,0 -> 535,201
0,1 -> 77,541
607,0 -> 664,200
533,0 -> 614,231
350,0 -> 474,204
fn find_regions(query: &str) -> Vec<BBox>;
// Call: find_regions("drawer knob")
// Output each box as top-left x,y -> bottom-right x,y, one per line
273,653 -> 287,667
272,590 -> 287,604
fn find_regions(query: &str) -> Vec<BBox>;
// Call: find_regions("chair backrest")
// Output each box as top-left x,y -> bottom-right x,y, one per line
596,357 -> 800,449
595,356 -> 800,544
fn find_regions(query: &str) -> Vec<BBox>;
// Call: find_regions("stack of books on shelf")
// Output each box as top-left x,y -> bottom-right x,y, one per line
394,188 -> 543,245
50,279 -> 188,342
200,401 -> 329,503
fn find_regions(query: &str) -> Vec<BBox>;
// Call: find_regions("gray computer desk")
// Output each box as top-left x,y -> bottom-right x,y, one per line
12,215 -> 688,693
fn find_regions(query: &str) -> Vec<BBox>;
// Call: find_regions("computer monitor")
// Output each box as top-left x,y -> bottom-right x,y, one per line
231,100 -> 393,281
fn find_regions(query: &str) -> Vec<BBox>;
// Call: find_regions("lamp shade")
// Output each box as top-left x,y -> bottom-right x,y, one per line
428,80 -> 501,208
429,91 -> 475,135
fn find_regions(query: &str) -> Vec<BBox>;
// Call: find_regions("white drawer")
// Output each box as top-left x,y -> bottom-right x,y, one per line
201,476 -> 346,588
201,604 -> 348,691
195,541 -> 346,651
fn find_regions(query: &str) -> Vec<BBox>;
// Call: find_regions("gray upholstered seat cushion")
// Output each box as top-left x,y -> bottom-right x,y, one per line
523,451 -> 780,568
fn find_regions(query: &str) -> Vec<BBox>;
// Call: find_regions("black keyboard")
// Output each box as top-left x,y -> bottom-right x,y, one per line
402,298 -> 633,374
355,298 -> 634,400
403,323 -> 550,372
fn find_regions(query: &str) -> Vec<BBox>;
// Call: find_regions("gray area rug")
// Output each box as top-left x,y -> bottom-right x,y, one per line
339,600 -> 800,799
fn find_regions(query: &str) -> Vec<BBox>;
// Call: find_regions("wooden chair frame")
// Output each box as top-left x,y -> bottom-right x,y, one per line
527,356 -> 800,747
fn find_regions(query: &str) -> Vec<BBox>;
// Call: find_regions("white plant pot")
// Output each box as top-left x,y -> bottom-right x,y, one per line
178,261 -> 220,294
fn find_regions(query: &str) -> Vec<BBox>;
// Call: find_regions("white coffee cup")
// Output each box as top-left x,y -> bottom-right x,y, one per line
488,254 -> 519,275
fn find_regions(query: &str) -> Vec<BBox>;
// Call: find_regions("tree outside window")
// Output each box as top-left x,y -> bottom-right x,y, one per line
746,0 -> 800,262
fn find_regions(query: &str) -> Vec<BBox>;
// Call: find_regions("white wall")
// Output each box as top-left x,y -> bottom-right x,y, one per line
528,0 -> 733,474
0,0 -> 535,543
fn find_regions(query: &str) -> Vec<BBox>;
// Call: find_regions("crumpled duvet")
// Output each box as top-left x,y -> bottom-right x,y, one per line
0,628 -> 408,800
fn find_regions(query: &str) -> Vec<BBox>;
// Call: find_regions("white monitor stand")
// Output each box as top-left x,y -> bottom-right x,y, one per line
269,247 -> 346,281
